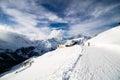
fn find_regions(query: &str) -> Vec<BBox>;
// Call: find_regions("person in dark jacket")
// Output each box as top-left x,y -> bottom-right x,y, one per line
88,42 -> 90,46
119,22 -> 120,25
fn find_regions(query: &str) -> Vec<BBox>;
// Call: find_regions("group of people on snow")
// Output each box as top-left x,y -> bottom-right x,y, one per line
58,41 -> 91,48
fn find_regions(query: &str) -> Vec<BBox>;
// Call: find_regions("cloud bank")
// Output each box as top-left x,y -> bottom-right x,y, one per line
0,0 -> 120,40
0,0 -> 65,40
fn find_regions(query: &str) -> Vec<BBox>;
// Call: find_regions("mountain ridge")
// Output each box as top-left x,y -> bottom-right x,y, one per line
0,25 -> 120,80
0,29 -> 89,74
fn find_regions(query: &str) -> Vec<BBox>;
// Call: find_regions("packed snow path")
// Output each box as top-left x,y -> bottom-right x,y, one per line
62,50 -> 82,80
69,45 -> 120,80
68,26 -> 120,80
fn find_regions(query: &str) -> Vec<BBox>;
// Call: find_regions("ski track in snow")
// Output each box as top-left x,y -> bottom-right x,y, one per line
1,25 -> 120,80
15,65 -> 31,74
69,45 -> 120,80
1,44 -> 120,80
62,46 -> 83,80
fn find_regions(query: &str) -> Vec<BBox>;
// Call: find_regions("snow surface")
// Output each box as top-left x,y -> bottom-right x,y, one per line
86,25 -> 120,45
0,26 -> 120,80
0,45 -> 82,80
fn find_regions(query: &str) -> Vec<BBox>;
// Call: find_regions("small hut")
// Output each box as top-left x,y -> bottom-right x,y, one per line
65,41 -> 78,47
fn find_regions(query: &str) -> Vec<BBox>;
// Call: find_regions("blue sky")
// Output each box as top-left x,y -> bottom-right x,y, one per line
0,0 -> 120,40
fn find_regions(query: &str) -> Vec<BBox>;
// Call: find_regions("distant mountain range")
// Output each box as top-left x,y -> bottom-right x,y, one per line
0,29 -> 90,74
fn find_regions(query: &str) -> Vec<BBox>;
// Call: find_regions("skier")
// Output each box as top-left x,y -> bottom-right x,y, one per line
88,42 -> 90,46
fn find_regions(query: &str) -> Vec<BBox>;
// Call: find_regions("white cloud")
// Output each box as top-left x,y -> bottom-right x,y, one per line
0,7 -> 49,40
44,13 -> 60,21
0,0 -> 66,40
65,1 -> 120,36
68,20 -> 111,36
69,12 -> 120,36
1,0 -> 63,22
1,0 -> 120,39
0,24 -> 48,40
49,29 -> 64,38
92,3 -> 120,18
2,8 -> 38,28
0,24 -> 15,32
0,24 -> 65,40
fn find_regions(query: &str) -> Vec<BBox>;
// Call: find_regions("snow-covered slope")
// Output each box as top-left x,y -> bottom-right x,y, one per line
87,25 -> 120,45
69,26 -> 120,80
0,45 -> 82,80
85,25 -> 120,52
1,25 -> 120,80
